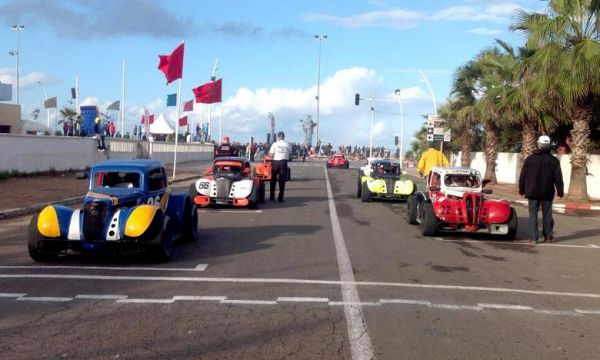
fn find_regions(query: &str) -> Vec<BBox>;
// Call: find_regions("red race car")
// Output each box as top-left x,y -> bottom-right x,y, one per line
326,153 -> 350,169
406,167 -> 517,239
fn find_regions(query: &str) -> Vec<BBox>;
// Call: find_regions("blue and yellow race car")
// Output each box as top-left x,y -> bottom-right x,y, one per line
28,160 -> 198,261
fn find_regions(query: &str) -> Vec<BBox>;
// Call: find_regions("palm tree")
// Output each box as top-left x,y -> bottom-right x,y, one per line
512,0 -> 600,201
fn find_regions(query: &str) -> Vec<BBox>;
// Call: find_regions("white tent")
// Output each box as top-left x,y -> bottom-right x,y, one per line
149,113 -> 174,134
21,120 -> 52,135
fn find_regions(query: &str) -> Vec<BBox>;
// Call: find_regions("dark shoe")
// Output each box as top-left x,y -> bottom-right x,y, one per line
269,197 -> 275,201
546,236 -> 555,243
278,198 -> 284,203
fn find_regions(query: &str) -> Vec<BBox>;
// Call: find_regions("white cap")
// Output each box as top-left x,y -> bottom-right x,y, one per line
537,135 -> 551,144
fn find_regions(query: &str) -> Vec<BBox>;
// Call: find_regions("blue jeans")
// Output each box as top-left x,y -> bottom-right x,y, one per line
527,199 -> 554,241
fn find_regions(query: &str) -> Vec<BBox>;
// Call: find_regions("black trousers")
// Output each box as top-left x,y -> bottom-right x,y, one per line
270,160 -> 288,201
528,199 -> 554,241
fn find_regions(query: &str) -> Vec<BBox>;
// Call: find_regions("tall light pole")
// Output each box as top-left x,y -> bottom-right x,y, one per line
394,89 -> 404,165
314,34 -> 327,151
38,80 -> 50,128
10,25 -> 25,105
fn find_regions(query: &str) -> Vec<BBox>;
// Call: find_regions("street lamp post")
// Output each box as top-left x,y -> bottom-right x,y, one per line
38,80 -> 50,128
394,89 -> 404,166
10,25 -> 25,105
314,34 -> 327,151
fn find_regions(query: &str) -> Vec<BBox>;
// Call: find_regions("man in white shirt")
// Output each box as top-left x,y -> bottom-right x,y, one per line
268,131 -> 290,202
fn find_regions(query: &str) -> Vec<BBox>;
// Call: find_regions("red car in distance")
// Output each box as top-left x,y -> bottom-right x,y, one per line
326,153 -> 350,169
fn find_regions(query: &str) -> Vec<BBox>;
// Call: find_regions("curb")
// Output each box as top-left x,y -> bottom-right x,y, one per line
511,199 -> 600,212
0,174 -> 199,221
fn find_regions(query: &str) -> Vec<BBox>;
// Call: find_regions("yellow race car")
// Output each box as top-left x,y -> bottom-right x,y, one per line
357,159 -> 416,202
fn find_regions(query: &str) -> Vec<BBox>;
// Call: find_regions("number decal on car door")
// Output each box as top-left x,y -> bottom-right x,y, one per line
147,195 -> 161,205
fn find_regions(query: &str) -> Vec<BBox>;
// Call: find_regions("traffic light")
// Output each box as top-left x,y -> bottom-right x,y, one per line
354,93 -> 360,106
394,136 -> 399,146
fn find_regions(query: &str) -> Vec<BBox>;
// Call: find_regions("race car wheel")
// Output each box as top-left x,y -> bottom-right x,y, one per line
258,180 -> 266,203
248,185 -> 259,210
189,183 -> 198,199
406,195 -> 418,224
148,214 -> 173,262
326,163 -> 330,168
502,207 -> 518,240
181,200 -> 198,242
420,203 -> 438,236
28,214 -> 59,262
356,177 -> 362,198
361,182 -> 370,202
343,162 -> 349,169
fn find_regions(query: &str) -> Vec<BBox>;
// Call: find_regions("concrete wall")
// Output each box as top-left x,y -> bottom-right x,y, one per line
0,103 -> 21,134
0,134 -> 214,173
451,151 -> 600,199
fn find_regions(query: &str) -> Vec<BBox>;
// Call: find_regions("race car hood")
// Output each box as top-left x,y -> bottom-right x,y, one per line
85,188 -> 145,206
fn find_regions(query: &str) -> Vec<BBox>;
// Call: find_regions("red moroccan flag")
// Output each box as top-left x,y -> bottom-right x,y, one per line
141,114 -> 154,124
179,115 -> 188,126
158,43 -> 184,84
192,78 -> 222,104
183,99 -> 194,112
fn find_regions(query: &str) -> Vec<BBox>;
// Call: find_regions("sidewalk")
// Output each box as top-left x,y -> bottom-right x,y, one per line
403,167 -> 600,214
0,160 -> 212,220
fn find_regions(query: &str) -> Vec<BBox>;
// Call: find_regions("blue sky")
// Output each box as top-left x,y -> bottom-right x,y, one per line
0,0 -> 545,149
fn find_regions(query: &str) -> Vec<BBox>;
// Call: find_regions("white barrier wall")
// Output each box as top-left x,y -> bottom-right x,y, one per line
452,151 -> 600,199
0,134 -> 214,173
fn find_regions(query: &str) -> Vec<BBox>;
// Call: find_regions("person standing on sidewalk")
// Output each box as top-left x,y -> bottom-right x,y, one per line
519,135 -> 564,244
417,142 -> 449,182
268,131 -> 290,202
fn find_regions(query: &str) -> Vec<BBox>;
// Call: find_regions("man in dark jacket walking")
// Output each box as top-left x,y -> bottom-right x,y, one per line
519,135 -> 564,244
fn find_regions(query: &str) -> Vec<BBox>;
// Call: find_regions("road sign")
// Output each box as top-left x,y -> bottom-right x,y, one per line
433,127 -> 444,135
444,129 -> 451,142
426,134 -> 434,141
427,128 -> 434,134
433,134 -> 444,141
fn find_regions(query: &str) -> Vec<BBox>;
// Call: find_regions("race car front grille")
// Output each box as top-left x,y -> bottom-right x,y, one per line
215,178 -> 232,198
83,201 -> 107,241
464,194 -> 482,226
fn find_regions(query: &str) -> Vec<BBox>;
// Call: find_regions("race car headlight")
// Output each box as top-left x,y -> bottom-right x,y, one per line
124,205 -> 158,238
37,206 -> 61,238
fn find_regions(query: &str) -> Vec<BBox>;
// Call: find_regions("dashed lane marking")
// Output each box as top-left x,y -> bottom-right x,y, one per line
0,264 -> 208,272
197,210 -> 263,213
1,294 -> 598,317
3,273 -> 600,300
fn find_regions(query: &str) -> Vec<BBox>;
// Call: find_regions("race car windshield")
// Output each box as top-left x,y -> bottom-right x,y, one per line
214,163 -> 242,173
444,174 -> 480,188
373,163 -> 400,174
93,171 -> 141,189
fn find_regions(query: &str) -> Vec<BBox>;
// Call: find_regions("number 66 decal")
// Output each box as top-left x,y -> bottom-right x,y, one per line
199,182 -> 210,190
147,195 -> 161,205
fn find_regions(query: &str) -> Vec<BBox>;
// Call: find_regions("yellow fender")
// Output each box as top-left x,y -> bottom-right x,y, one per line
394,180 -> 415,195
124,205 -> 159,238
367,179 -> 387,193
37,206 -> 61,238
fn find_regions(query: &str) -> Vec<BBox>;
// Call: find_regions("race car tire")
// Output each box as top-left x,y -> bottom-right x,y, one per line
28,214 -> 59,262
356,177 -> 362,198
181,199 -> 198,243
189,183 -> 198,199
326,163 -> 330,168
420,203 -> 438,236
258,180 -> 266,204
248,185 -> 259,210
361,182 -> 370,202
343,162 -> 349,169
406,195 -> 418,224
502,207 -> 518,240
147,214 -> 173,262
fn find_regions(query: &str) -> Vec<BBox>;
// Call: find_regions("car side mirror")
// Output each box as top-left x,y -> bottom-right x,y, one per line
206,167 -> 213,174
429,185 -> 441,192
482,179 -> 491,187
482,188 -> 493,194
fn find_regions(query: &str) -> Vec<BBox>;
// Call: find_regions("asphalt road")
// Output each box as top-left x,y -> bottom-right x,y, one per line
1,160 -> 600,359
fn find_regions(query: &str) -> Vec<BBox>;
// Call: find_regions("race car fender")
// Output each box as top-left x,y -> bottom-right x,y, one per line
37,205 -> 73,238
393,180 -> 415,195
231,179 -> 254,198
124,205 -> 160,238
366,179 -> 387,193
482,199 -> 512,224
165,192 -> 189,239
194,178 -> 214,196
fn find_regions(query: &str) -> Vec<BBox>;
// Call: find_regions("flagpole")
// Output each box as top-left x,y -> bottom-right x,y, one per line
75,77 -> 79,114
208,104 -> 212,142
219,101 -> 223,144
121,59 -> 125,135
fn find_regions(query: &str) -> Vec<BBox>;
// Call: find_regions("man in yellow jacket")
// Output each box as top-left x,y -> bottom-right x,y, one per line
417,143 -> 449,180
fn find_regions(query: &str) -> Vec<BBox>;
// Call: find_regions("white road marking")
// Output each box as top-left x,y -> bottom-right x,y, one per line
575,309 -> 600,315
533,309 -> 581,316
16,296 -> 73,302
0,264 -> 208,272
117,298 -> 174,304
220,299 -> 277,305
277,297 -> 329,303
478,303 -> 533,311
197,210 -> 263,213
172,296 -> 226,301
324,167 -> 374,360
434,238 -> 600,249
429,304 -> 482,311
380,299 -> 432,305
329,301 -> 381,307
0,293 -> 26,297
75,294 -> 128,300
4,273 -> 600,300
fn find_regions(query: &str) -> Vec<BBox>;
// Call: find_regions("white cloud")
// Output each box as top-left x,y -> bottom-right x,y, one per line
303,10 -> 421,29
0,67 -> 51,89
468,27 -> 503,36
